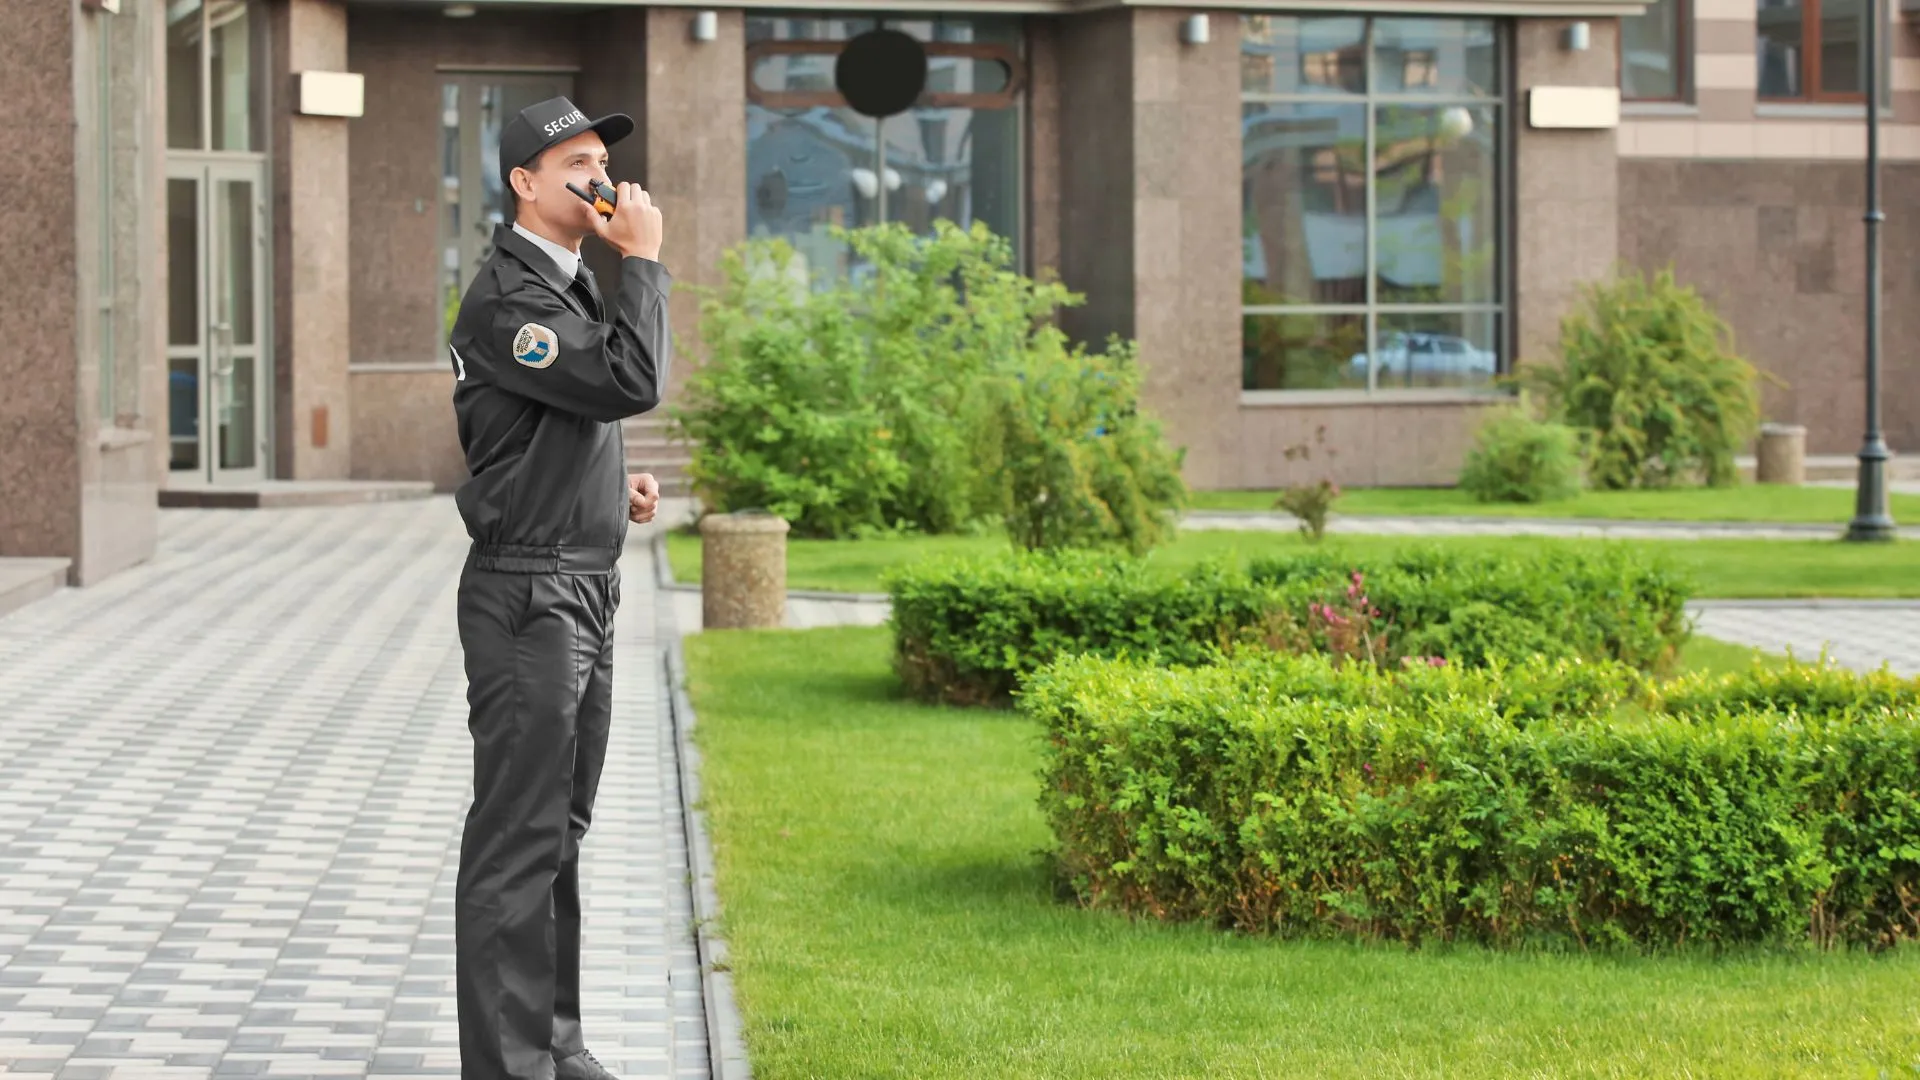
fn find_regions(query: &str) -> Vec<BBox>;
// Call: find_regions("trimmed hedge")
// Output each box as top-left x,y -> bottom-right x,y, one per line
1027,651 -> 1920,950
885,545 -> 1691,706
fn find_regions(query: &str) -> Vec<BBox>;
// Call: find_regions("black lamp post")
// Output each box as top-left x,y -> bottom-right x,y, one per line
1846,0 -> 1897,541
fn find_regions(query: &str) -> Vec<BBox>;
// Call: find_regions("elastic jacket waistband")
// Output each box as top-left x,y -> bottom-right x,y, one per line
467,543 -> 620,574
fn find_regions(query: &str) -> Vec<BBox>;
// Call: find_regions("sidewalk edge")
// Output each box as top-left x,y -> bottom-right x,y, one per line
656,533 -> 754,1080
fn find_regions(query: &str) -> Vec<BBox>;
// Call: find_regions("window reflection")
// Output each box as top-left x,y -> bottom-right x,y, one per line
746,15 -> 1023,287
1241,15 -> 1504,393
1622,0 -> 1683,100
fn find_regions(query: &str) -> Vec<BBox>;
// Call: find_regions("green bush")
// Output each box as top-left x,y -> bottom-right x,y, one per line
1457,408 -> 1584,504
1027,651 -> 1920,949
671,221 -> 1187,544
1522,265 -> 1762,490
668,241 -> 909,537
981,334 -> 1187,556
886,550 -> 1274,707
1248,544 -> 1693,677
885,544 -> 1691,706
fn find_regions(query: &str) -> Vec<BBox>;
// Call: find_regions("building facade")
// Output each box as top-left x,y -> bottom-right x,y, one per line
8,0 -> 1917,586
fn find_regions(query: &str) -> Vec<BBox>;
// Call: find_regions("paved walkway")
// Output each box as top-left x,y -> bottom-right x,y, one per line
0,499 -> 705,1080
1691,601 -> 1920,675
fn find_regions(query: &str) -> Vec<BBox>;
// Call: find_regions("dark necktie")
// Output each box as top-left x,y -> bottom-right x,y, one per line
569,267 -> 602,322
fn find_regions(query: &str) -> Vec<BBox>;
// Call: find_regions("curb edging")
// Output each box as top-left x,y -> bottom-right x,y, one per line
654,533 -> 754,1080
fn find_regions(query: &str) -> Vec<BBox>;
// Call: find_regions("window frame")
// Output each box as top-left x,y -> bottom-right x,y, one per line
1238,15 -> 1511,398
1618,0 -> 1692,103
1758,0 -> 1881,103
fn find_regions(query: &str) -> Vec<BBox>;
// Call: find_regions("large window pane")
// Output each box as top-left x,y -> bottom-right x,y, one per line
1373,104 -> 1498,305
1622,0 -> 1683,99
1819,0 -> 1868,94
1371,311 -> 1500,390
208,1 -> 255,151
1243,103 -> 1367,306
1370,18 -> 1500,96
1757,0 -> 1805,97
1244,311 -> 1368,391
1241,16 -> 1366,96
167,1 -> 204,150
745,14 -> 1023,286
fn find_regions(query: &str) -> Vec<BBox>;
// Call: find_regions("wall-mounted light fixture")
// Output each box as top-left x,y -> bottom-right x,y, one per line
1180,13 -> 1210,46
444,3 -> 477,18
692,10 -> 719,42
1564,21 -> 1591,51
80,0 -> 121,12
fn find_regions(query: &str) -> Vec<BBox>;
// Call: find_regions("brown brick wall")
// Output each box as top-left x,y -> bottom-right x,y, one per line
1619,160 -> 1920,454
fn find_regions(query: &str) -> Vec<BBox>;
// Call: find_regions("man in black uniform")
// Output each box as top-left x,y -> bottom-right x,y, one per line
447,95 -> 669,1080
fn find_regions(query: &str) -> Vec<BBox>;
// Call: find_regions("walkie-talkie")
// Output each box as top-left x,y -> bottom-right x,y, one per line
567,179 -> 618,220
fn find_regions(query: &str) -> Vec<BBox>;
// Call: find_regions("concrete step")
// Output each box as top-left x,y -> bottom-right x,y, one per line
160,480 -> 436,510
0,558 -> 71,619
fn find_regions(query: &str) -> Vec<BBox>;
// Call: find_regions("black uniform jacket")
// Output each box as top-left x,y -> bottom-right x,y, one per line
449,224 -> 672,574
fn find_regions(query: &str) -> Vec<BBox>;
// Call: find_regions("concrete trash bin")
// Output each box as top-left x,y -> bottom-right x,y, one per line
1756,423 -> 1807,486
699,511 -> 790,630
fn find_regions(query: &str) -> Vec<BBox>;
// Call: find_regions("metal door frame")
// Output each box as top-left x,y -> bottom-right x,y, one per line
166,152 -> 273,485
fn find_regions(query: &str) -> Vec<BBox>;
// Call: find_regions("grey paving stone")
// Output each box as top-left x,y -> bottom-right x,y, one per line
0,498 -> 706,1078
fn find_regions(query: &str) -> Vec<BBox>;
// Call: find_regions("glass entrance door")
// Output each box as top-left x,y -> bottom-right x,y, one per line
167,158 -> 269,482
439,73 -> 575,348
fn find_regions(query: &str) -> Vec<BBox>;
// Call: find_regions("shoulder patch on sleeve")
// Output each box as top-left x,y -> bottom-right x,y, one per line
512,323 -> 560,369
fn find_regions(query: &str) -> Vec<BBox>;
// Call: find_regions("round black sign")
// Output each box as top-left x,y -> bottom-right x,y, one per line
834,29 -> 928,119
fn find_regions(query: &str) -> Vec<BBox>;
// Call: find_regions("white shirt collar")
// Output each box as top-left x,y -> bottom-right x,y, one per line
512,222 -> 581,282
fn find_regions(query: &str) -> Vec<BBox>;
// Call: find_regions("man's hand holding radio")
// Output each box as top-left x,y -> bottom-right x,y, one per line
594,182 -> 664,263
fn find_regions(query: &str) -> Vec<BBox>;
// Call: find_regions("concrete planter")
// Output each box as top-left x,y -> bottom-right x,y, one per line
1755,423 -> 1807,486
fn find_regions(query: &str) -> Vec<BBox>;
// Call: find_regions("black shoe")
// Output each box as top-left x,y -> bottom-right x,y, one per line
555,1049 -> 622,1080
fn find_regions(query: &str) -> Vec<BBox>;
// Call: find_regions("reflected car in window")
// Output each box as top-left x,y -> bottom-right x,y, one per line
1348,331 -> 1496,383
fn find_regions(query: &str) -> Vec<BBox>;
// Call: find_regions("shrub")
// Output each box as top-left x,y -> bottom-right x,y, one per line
1522,266 -> 1762,490
1457,407 -> 1584,504
885,544 -> 1691,706
1274,428 -> 1341,542
1027,651 -> 1920,949
669,241 -> 908,537
981,333 -> 1188,556
671,221 -> 1188,543
885,550 -> 1275,707
1248,544 -> 1693,676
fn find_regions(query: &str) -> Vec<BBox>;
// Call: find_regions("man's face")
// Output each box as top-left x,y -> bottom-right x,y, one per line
512,130 -> 612,237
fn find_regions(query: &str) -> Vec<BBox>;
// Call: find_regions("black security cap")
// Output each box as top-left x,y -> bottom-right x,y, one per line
498,95 -> 635,192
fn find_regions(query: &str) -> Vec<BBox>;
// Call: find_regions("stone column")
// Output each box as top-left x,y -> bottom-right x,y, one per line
641,7 -> 747,405
1055,8 -> 1241,490
1514,20 -> 1621,364
270,0 -> 353,480
0,1 -> 80,564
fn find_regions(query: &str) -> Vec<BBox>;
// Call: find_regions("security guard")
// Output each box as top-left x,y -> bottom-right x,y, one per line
447,95 -> 669,1080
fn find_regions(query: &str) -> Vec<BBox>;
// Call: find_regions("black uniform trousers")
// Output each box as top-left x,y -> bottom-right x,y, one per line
454,546 -> 621,1080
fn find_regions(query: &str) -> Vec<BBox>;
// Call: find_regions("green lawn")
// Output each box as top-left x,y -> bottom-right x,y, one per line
1188,484 -> 1920,523
685,626 -> 1919,1080
665,528 -> 1920,599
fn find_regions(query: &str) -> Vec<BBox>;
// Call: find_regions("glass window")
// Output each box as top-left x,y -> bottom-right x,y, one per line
167,0 -> 263,151
1241,16 -> 1504,393
745,14 -> 1024,286
167,0 -> 204,150
208,1 -> 257,151
1759,0 -> 1886,99
1622,0 -> 1687,100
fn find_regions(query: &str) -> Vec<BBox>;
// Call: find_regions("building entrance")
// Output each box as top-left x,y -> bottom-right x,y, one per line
167,158 -> 269,482
164,0 -> 270,483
